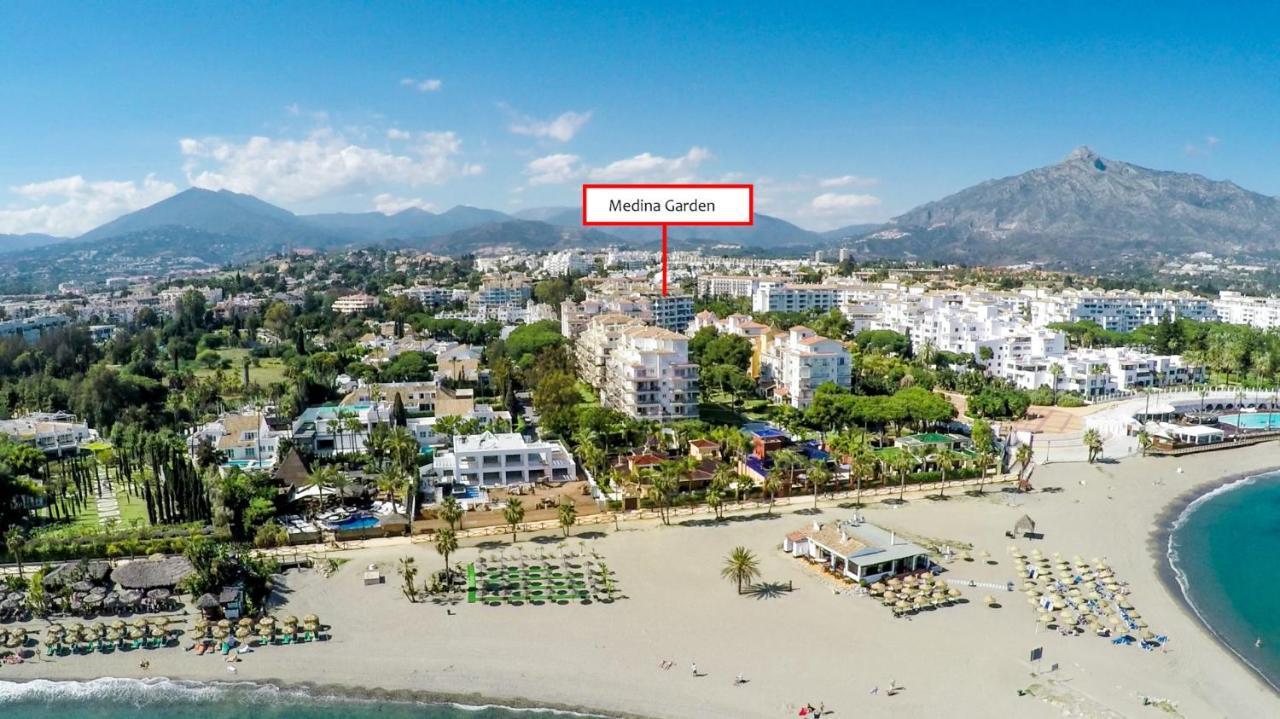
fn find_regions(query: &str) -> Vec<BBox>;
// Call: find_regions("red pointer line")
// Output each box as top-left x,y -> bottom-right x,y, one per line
661,224 -> 668,296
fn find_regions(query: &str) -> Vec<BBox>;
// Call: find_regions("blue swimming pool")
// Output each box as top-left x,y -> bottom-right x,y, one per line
326,511 -> 380,530
1218,412 -> 1280,430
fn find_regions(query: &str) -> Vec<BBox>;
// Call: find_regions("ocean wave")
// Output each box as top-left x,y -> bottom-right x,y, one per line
0,677 -> 611,717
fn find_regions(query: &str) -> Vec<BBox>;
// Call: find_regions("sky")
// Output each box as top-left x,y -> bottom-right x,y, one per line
2,2 -> 1280,237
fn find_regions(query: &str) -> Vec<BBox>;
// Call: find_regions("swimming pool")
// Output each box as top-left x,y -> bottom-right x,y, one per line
1218,412 -> 1280,430
325,511 -> 381,530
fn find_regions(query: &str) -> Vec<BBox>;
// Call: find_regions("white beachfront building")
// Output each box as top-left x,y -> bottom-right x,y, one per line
759,326 -> 852,409
783,519 -> 932,584
429,432 -> 576,487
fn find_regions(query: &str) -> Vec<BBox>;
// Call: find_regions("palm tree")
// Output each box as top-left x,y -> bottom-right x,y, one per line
1083,429 -> 1103,464
309,465 -> 341,511
806,461 -> 831,509
1136,429 -> 1152,457
721,546 -> 761,595
397,556 -> 419,602
647,472 -> 677,525
377,467 -> 407,505
934,449 -> 960,499
1015,444 -> 1034,483
434,528 -> 458,581
557,501 -> 577,537
772,448 -> 803,494
4,527 -> 27,579
1049,363 -> 1064,404
849,449 -> 875,508
762,469 -> 783,515
712,462 -> 739,504
503,497 -> 525,542
439,496 -> 463,531
891,452 -> 916,503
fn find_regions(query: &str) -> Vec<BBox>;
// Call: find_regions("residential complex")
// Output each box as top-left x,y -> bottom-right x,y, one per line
429,431 -> 576,487
332,293 -> 380,314
560,292 -> 694,336
0,412 -> 94,456
602,326 -> 700,421
760,326 -> 853,409
468,273 -> 532,319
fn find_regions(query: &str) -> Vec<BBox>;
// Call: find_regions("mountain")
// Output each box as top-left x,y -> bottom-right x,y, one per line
820,223 -> 884,241
518,205 -> 822,247
864,146 -> 1280,265
400,220 -> 617,254
0,232 -> 65,254
305,205 -> 513,241
78,187 -> 330,247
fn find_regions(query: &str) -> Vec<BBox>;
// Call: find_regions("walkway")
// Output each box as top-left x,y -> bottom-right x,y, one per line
95,476 -> 119,526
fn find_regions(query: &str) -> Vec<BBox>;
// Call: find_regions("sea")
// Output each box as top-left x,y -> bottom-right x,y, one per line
1166,470 -> 1280,692
0,677 -> 611,719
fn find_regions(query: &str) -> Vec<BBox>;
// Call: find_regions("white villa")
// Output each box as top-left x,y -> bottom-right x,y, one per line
783,519 -> 932,584
0,412 -> 93,456
429,432 -> 576,488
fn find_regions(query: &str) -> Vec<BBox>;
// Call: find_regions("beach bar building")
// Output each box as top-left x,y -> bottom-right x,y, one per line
783,520 -> 931,583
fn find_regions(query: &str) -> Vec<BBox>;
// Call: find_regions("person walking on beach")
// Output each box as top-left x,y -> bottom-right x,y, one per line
690,661 -> 698,677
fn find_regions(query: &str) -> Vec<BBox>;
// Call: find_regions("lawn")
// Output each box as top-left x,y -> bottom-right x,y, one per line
192,348 -> 289,388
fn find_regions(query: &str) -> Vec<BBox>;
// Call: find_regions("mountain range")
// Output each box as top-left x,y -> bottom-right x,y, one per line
5,146 -> 1280,274
860,146 -> 1280,264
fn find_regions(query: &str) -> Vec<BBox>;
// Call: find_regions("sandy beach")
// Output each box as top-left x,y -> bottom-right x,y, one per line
4,446 -> 1279,718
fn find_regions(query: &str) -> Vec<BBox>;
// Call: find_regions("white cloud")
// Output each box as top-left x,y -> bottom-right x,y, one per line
0,174 -> 178,236
522,146 -> 712,187
589,147 -> 712,182
524,154 -> 583,186
819,174 -> 878,188
386,128 -> 411,140
179,128 -> 483,203
808,192 -> 882,212
509,110 -> 593,142
285,103 -> 301,116
400,77 -> 442,93
1185,135 -> 1221,157
372,193 -> 436,214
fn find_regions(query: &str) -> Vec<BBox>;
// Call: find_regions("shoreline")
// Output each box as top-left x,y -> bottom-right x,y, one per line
1148,463 -> 1280,695
0,674 -> 636,718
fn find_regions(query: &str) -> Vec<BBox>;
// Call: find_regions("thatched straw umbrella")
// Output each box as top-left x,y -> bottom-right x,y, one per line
946,588 -> 961,599
1038,612 -> 1054,624
982,595 -> 997,606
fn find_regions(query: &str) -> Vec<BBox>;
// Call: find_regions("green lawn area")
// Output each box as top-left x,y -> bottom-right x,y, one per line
192,348 -> 288,387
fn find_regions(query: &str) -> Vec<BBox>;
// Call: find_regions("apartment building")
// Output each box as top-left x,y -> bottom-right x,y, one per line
1213,291 -> 1280,330
603,326 -> 700,421
332,293 -> 380,315
0,412 -> 93,456
696,275 -> 788,299
560,292 -> 694,336
468,273 -> 532,319
759,326 -> 852,409
997,348 -> 1204,397
430,432 -> 576,486
686,311 -> 772,377
1027,289 -> 1216,333
541,250 -> 594,276
342,381 -> 476,417
187,412 -> 285,469
574,314 -> 647,388
752,284 -> 838,313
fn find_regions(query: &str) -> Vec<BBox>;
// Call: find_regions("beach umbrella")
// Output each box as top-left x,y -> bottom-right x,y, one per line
1140,630 -> 1155,640
1087,592 -> 1102,601
979,550 -> 991,560
283,615 -> 298,625
1052,599 -> 1066,610
982,595 -> 996,605
1118,599 -> 1133,610
1031,548 -> 1042,557
1108,615 -> 1124,627
1058,611 -> 1075,624
238,617 -> 254,628
257,616 -> 275,627
1027,597 -> 1041,607
870,582 -> 886,592
235,627 -> 251,640
961,551 -> 974,561
1025,589 -> 1041,598
127,627 -> 144,640
1135,619 -> 1149,629
1038,613 -> 1053,624
894,600 -> 910,610
947,588 -> 961,598
303,614 -> 319,624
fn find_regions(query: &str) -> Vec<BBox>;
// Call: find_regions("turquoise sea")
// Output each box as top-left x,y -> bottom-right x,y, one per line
1167,471 -> 1280,691
0,678 -> 610,719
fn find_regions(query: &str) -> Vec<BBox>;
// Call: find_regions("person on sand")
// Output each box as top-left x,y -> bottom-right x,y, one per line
870,686 -> 878,695
735,672 -> 745,685
690,661 -> 698,677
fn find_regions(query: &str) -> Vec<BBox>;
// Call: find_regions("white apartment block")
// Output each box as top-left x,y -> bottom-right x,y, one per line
332,293 -> 380,314
560,293 -> 693,336
574,314 -> 647,389
430,432 -> 576,487
541,251 -> 594,276
752,284 -> 838,314
468,274 -> 532,319
1027,289 -> 1216,333
0,412 -> 93,456
603,326 -> 700,421
1213,291 -> 1280,330
997,348 -> 1203,397
697,275 -> 788,299
760,326 -> 852,409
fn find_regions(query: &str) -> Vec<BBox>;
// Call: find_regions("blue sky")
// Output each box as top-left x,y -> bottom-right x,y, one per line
2,2 -> 1279,236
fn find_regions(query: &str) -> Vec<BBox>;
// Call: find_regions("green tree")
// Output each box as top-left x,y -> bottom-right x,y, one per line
438,496 -> 463,531
557,501 -> 577,537
398,556 -> 420,603
503,497 -> 525,541
4,526 -> 27,579
806,461 -> 831,509
721,546 -> 761,594
434,528 -> 458,582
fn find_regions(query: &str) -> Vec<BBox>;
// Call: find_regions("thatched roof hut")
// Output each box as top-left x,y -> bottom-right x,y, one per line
42,560 -> 112,589
111,557 -> 195,590
1014,514 -> 1036,537
272,448 -> 311,490
194,593 -> 221,611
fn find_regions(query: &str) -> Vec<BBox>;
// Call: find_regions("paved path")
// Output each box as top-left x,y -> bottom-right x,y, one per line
95,476 -> 120,525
